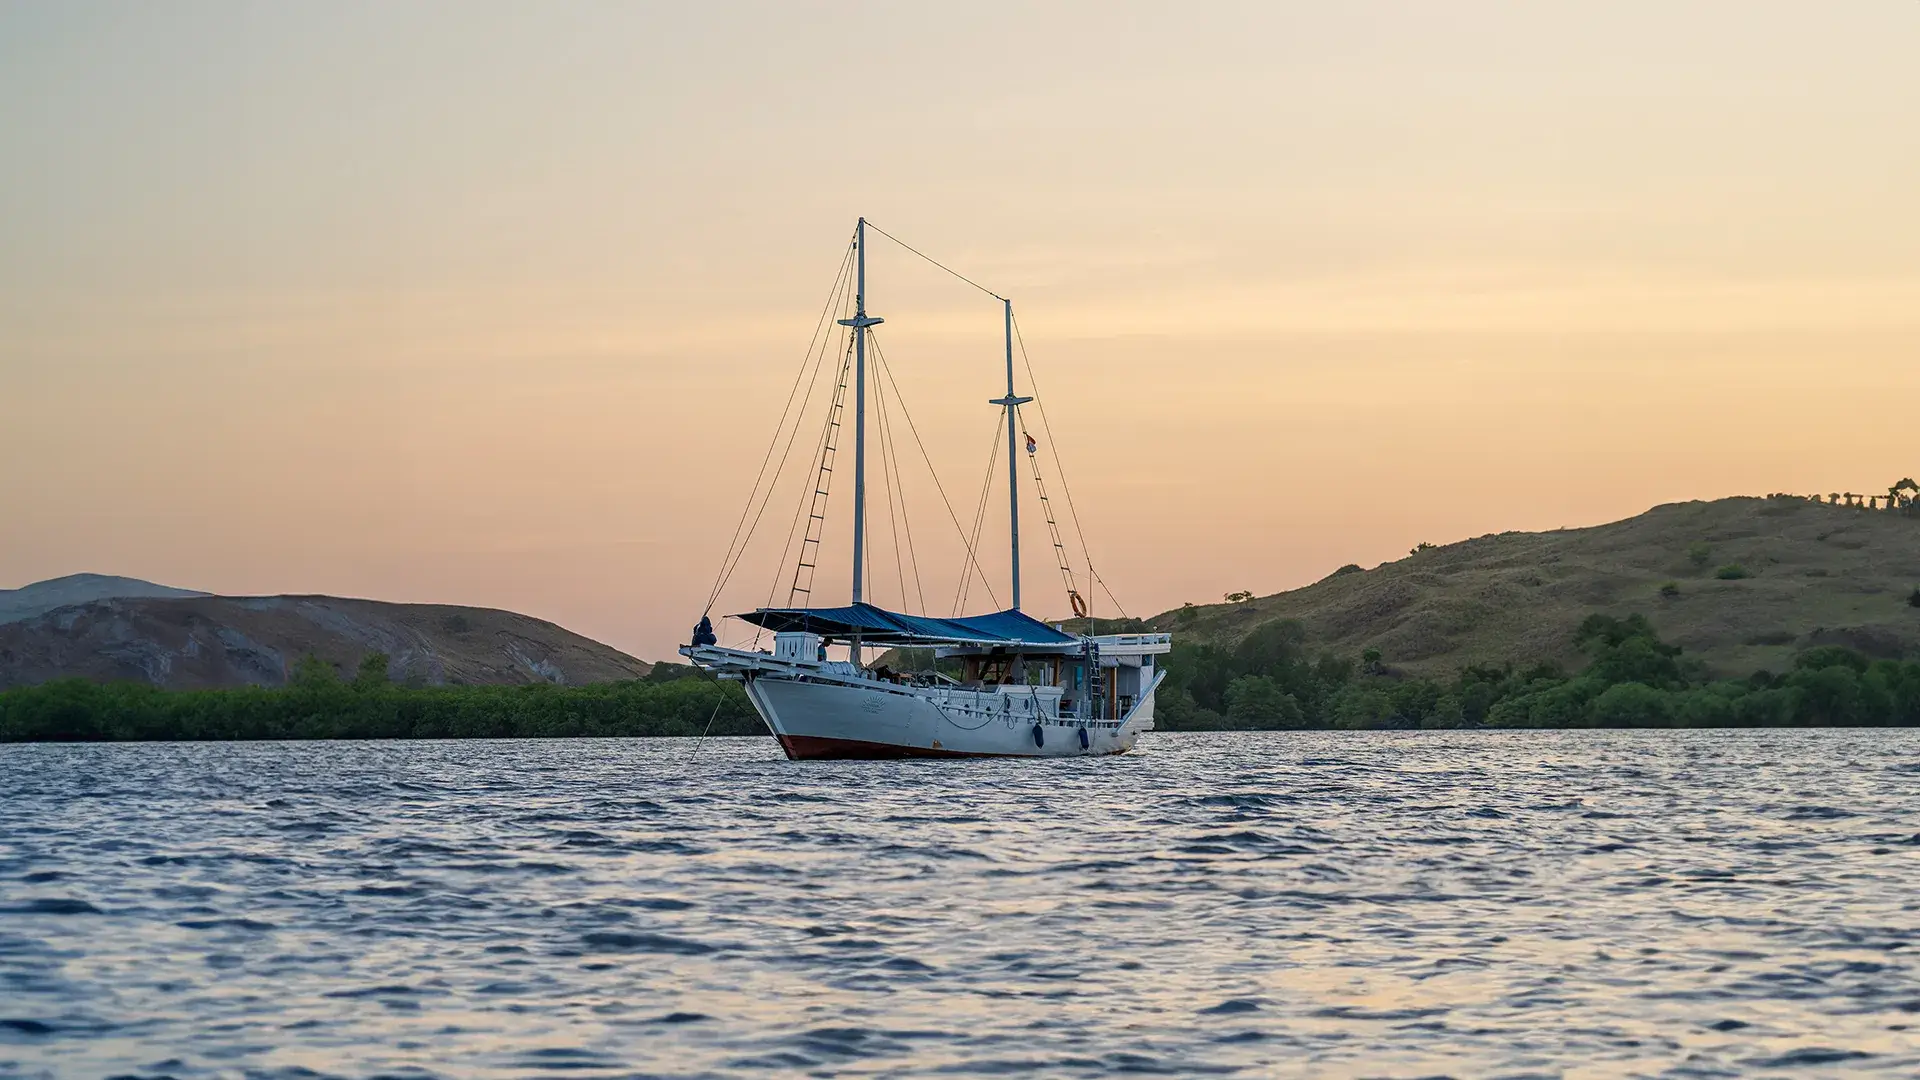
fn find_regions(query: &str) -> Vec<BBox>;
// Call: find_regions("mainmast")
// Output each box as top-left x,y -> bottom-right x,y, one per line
990,298 -> 1033,610
837,218 -> 883,614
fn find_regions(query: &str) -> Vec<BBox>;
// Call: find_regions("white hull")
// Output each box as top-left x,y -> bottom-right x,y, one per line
744,673 -> 1162,759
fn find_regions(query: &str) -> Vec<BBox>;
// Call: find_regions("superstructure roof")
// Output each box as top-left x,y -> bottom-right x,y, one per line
735,603 -> 1080,648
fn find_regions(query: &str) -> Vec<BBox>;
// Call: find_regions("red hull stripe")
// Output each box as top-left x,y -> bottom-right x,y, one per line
777,734 -> 1015,760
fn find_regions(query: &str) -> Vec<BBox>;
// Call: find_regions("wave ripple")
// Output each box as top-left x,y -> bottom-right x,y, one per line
2,730 -> 1917,1076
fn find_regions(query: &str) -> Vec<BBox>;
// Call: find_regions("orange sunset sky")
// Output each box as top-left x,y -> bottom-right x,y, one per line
4,2 -> 1918,661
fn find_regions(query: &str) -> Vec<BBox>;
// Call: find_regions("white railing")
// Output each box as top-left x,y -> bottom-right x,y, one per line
1090,633 -> 1172,652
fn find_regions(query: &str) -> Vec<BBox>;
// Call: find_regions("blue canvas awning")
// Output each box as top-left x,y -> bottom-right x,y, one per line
735,603 -> 1080,648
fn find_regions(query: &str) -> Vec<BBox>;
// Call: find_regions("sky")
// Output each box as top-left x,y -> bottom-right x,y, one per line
3,1 -> 1918,661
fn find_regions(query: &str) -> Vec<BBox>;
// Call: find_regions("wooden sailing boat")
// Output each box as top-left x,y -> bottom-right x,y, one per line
682,219 -> 1169,759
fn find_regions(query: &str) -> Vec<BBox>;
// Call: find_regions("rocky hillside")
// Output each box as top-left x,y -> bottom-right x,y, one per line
1150,497 -> 1920,678
0,592 -> 651,690
0,574 -> 207,624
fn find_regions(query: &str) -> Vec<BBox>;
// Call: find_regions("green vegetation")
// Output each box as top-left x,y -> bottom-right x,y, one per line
1687,542 -> 1713,570
0,655 -> 760,742
1157,612 -> 1920,730
10,607 -> 1920,741
1659,581 -> 1681,599
1715,563 -> 1752,580
1050,616 -> 1151,638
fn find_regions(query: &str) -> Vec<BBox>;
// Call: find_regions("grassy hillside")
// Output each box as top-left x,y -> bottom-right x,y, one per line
0,594 -> 650,690
1148,496 -> 1920,678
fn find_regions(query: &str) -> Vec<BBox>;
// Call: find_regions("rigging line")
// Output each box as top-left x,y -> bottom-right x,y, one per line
720,241 -> 856,618
1091,566 -> 1132,620
1015,403 -> 1081,609
758,363 -> 832,645
955,410 -> 1004,616
898,441 -> 929,616
782,330 -> 857,608
704,235 -> 856,612
689,693 -> 728,759
1010,312 -> 1113,615
769,339 -> 850,645
955,415 -> 995,615
869,338 -> 910,613
759,314 -> 856,643
868,335 -> 929,615
883,349 -> 929,616
966,412 -> 1008,615
743,270 -> 854,627
879,350 -> 929,616
867,341 -> 898,610
869,344 -> 1001,612
680,609 -> 761,758
864,221 -> 1006,303
860,460 -> 871,613
684,660 -> 742,759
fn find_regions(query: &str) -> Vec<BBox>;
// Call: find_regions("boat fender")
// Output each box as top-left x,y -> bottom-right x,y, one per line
1078,726 -> 1090,750
1031,722 -> 1044,748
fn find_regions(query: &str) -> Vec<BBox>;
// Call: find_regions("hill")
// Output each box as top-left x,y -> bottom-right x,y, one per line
1148,497 -> 1920,679
0,573 -> 208,624
0,592 -> 650,690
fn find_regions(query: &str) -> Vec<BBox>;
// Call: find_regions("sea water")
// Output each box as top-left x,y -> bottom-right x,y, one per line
2,730 -> 1916,1078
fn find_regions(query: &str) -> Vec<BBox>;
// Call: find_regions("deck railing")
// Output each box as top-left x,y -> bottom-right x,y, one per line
1091,633 -> 1172,648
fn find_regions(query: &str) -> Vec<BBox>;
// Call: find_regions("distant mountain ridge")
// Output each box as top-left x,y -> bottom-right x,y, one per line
1149,496 -> 1920,678
0,578 -> 650,690
0,573 -> 208,624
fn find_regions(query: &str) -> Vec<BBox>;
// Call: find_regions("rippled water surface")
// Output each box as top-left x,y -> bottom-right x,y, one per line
3,731 -> 1918,1078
